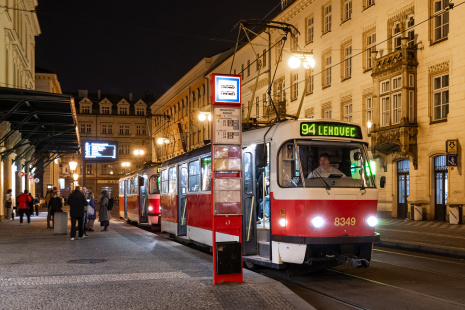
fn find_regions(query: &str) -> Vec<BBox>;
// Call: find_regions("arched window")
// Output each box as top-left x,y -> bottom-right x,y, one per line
393,22 -> 401,50
406,15 -> 415,48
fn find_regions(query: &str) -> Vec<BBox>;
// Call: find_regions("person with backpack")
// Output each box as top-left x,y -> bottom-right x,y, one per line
99,190 -> 110,231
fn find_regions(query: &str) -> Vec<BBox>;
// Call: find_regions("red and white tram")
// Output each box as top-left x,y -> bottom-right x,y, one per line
158,119 -> 380,269
118,165 -> 161,228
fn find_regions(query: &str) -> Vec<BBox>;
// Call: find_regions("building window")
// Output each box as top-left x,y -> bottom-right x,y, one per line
125,125 -> 130,135
119,107 -> 128,115
81,106 -> 90,114
407,15 -> 415,47
86,164 -> 92,175
324,109 -> 332,119
119,125 -> 124,134
306,16 -> 314,44
136,107 -> 145,116
393,22 -> 401,50
365,0 -> 375,9
101,124 -> 107,134
432,74 -> 449,121
291,32 -> 299,51
80,124 -> 86,134
102,164 -> 113,175
118,144 -> 123,154
323,4 -> 332,34
291,72 -> 298,101
86,124 -> 91,133
366,97 -> 373,132
305,69 -> 314,95
101,106 -> 110,114
365,32 -> 376,70
343,0 -> 352,22
343,45 -> 352,79
323,54 -> 332,87
136,125 -> 145,135
343,103 -> 352,122
124,144 -> 130,155
380,76 -> 402,126
433,0 -> 449,42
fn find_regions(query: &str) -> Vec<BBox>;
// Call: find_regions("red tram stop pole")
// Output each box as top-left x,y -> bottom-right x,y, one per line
210,74 -> 243,285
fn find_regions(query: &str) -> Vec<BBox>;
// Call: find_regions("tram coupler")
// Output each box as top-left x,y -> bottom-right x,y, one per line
344,256 -> 370,268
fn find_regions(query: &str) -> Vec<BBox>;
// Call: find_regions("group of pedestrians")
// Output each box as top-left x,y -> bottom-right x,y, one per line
68,186 -> 111,240
4,189 -> 39,225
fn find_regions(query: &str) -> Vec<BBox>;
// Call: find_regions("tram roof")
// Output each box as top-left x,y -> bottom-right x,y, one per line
0,87 -> 80,169
160,144 -> 211,168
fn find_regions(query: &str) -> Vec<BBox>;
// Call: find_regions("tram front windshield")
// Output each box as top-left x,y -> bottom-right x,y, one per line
278,140 -> 376,188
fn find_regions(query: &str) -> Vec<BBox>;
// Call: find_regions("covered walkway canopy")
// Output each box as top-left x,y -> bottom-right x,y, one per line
0,87 -> 80,172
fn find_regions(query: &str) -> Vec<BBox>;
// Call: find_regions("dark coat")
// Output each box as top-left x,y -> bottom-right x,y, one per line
68,190 -> 88,218
87,198 -> 96,220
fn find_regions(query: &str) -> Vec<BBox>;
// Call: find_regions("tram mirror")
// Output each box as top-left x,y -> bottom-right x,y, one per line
380,176 -> 386,188
255,144 -> 267,168
353,152 -> 361,161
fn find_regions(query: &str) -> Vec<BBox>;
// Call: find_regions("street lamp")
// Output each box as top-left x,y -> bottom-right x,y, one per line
288,52 -> 315,69
198,112 -> 211,122
73,173 -> 79,188
133,149 -> 145,156
157,137 -> 169,145
69,160 -> 77,171
121,162 -> 130,167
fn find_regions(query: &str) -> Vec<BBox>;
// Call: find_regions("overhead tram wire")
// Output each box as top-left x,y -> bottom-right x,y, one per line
274,1 -> 463,105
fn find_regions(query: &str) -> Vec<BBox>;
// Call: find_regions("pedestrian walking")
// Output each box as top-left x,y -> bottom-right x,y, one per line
27,192 -> 34,216
4,189 -> 13,220
68,186 -> 88,240
48,191 -> 63,228
86,192 -> 96,231
33,194 -> 40,216
99,190 -> 110,231
17,190 -> 32,225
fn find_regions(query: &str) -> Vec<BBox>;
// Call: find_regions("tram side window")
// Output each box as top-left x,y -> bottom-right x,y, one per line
130,177 -> 135,194
243,153 -> 253,194
188,161 -> 200,192
119,181 -> 124,196
161,169 -> 168,194
169,167 -> 177,194
134,176 -> 138,195
149,175 -> 160,194
201,157 -> 211,192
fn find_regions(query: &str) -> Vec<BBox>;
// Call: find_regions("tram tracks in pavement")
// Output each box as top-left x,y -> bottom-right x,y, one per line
372,248 -> 465,280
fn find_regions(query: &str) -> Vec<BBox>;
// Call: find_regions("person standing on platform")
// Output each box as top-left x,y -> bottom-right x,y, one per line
86,192 -> 96,232
99,190 -> 110,231
27,192 -> 34,216
68,186 -> 88,240
48,191 -> 63,228
17,190 -> 32,225
4,189 -> 13,220
45,189 -> 53,228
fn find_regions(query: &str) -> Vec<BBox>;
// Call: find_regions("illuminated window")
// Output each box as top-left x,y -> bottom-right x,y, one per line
380,76 -> 402,126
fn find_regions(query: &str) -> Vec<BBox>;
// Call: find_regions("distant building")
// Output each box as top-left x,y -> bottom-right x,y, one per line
59,90 -> 153,199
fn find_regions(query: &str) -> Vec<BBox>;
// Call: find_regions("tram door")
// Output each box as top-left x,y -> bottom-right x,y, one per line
124,179 -> 129,219
139,176 -> 148,224
434,155 -> 448,221
397,160 -> 409,219
178,164 -> 188,236
242,152 -> 258,255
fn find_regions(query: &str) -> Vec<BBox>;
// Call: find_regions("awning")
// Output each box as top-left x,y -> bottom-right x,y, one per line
0,87 -> 80,171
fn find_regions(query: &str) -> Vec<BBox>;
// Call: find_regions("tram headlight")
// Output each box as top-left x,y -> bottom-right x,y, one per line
148,205 -> 153,212
311,216 -> 325,228
366,215 -> 378,227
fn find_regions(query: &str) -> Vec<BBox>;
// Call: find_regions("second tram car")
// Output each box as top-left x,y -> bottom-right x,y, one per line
119,165 -> 161,228
157,119 -> 380,269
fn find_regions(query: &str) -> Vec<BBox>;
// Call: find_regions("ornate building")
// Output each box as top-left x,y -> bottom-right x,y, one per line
59,90 -> 153,200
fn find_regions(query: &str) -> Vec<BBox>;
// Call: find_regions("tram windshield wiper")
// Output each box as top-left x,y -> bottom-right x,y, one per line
309,165 -> 331,191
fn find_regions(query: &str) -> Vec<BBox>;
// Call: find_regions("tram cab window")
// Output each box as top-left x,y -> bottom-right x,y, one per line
168,167 -> 177,194
161,169 -> 168,194
119,181 -> 124,196
149,175 -> 160,194
278,140 -> 375,188
243,153 -> 253,194
201,157 -> 211,192
188,161 -> 200,192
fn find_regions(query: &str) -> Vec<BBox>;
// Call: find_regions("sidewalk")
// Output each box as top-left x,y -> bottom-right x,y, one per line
0,212 -> 314,310
376,218 -> 465,258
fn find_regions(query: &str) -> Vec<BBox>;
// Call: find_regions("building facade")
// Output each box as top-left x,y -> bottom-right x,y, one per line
59,91 -> 153,200
152,0 -> 465,222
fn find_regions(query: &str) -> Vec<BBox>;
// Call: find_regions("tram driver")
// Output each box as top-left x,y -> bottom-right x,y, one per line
308,153 -> 345,178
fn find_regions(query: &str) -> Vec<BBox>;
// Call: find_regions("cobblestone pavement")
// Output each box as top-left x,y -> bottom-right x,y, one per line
0,212 -> 314,310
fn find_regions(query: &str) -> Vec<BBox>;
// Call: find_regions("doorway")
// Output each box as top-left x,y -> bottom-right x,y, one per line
434,155 -> 448,221
178,164 -> 188,236
397,160 -> 409,219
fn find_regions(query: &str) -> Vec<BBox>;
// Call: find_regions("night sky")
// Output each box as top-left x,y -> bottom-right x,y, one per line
35,1 -> 281,100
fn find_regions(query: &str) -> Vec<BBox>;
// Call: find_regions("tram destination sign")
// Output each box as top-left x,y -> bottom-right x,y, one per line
300,122 -> 363,139
84,141 -> 118,161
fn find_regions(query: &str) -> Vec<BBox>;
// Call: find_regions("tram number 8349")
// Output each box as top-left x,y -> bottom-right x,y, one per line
334,217 -> 356,226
